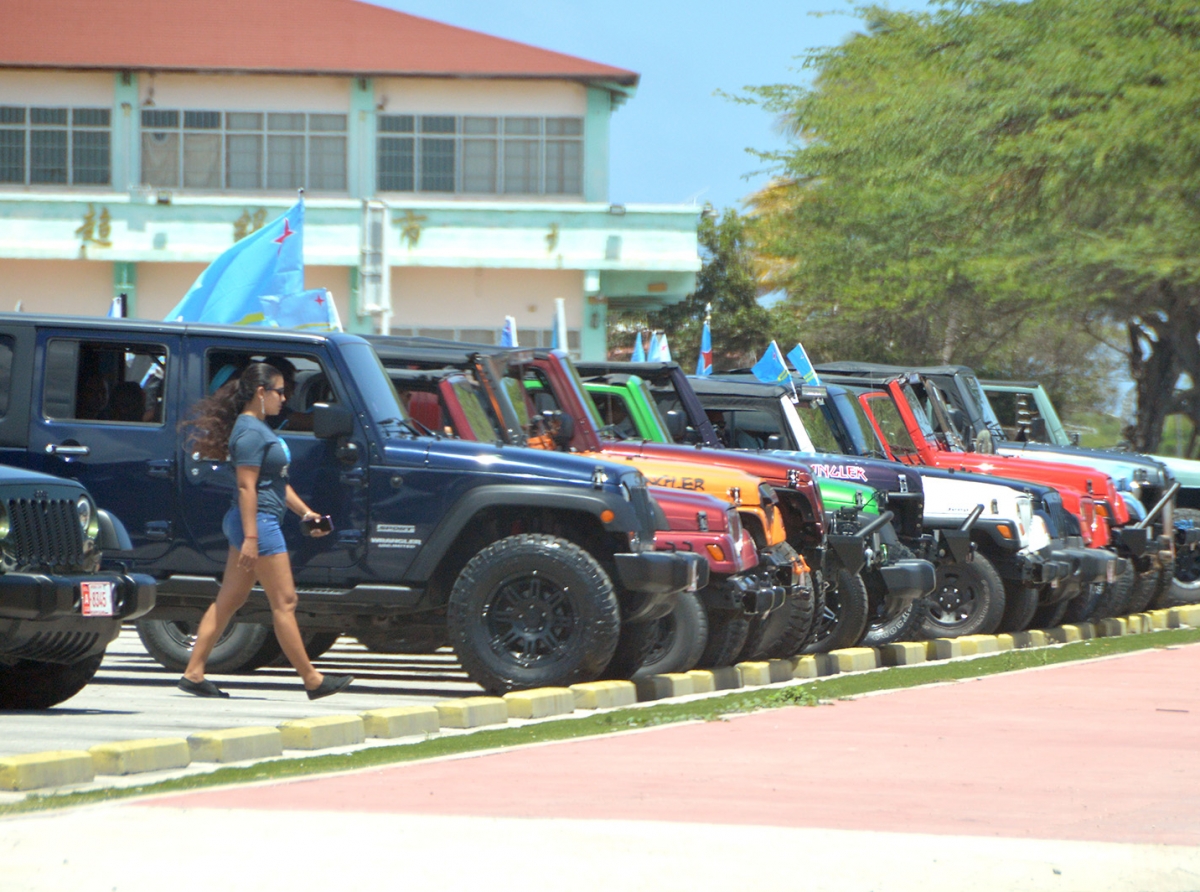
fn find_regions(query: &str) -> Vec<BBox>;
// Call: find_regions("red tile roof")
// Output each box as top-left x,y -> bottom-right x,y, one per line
0,0 -> 638,85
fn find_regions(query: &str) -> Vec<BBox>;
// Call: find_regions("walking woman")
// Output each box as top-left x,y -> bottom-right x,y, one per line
177,362 -> 352,700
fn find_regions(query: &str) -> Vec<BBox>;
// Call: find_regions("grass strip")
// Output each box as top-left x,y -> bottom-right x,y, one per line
4,626 -> 1198,816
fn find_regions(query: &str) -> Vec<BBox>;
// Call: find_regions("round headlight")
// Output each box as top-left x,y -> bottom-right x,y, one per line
77,496 -> 99,540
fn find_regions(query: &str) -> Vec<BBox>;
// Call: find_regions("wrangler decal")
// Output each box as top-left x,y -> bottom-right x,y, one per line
809,463 -> 870,483
646,475 -> 706,492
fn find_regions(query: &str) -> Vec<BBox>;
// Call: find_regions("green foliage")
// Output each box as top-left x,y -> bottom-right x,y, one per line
746,0 -> 1200,450
608,209 -> 775,370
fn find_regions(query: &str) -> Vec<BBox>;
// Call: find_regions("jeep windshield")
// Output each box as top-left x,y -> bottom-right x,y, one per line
827,390 -> 889,458
340,342 -> 411,436
958,373 -> 1008,439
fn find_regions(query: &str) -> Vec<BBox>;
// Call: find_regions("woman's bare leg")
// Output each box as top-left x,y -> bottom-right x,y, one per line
255,553 -> 323,689
183,548 -> 256,682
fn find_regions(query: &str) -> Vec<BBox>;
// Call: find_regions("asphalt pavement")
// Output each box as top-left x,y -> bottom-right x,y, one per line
0,627 -> 482,758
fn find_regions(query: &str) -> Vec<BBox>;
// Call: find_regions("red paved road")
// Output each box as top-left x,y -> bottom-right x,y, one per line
149,645 -> 1200,846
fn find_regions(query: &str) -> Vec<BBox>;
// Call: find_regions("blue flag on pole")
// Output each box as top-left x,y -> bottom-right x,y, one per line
752,341 -> 791,386
786,342 -> 820,385
658,332 -> 672,362
647,331 -> 660,363
165,200 -> 304,325
631,332 -> 645,362
696,320 -> 712,376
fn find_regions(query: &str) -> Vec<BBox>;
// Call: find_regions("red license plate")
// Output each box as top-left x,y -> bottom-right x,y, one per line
80,581 -> 114,617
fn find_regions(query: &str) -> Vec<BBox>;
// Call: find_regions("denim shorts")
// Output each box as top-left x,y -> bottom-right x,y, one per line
222,506 -> 288,557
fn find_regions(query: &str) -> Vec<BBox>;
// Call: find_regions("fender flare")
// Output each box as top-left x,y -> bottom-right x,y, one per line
405,484 -> 637,582
96,509 -> 134,552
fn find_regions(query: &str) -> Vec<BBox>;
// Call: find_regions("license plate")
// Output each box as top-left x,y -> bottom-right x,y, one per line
80,581 -> 114,617
1106,561 -> 1116,584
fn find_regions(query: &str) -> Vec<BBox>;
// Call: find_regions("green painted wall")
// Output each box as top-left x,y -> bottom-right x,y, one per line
345,266 -> 373,334
584,88 -> 611,203
112,72 -> 138,192
349,78 -> 376,200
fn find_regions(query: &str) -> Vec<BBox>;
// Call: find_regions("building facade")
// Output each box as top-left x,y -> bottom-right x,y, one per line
0,0 -> 700,357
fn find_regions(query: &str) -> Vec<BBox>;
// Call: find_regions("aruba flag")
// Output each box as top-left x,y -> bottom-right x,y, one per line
786,342 -> 820,385
165,199 -> 304,326
752,341 -> 791,386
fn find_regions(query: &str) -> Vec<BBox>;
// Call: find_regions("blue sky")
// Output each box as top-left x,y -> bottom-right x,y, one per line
371,1 -> 939,211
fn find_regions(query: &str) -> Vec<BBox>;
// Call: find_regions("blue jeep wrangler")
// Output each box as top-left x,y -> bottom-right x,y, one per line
0,315 -> 701,694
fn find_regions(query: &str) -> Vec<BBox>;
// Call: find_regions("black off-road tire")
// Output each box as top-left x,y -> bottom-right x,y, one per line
135,619 -> 273,674
447,534 -> 620,694
801,568 -> 869,654
920,555 -> 1006,639
998,581 -> 1040,633
0,653 -> 105,709
262,630 -> 344,667
1128,565 -> 1166,614
860,544 -> 926,647
1082,562 -> 1135,620
741,579 -> 817,660
1165,509 -> 1200,606
602,620 -> 658,679
696,609 -> 750,668
633,592 -> 709,679
1063,581 -> 1105,624
1030,597 -> 1070,630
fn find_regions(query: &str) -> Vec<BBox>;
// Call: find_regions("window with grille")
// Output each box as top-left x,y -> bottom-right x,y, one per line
0,106 -> 111,186
141,110 -> 346,192
376,114 -> 583,196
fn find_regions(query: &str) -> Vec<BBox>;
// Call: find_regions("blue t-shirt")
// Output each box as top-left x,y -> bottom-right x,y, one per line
228,414 -> 291,520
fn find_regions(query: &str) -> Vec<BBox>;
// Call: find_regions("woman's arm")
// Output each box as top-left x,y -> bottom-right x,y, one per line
236,464 -> 261,561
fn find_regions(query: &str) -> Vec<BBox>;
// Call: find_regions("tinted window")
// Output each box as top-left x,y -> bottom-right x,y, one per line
45,339 -> 166,424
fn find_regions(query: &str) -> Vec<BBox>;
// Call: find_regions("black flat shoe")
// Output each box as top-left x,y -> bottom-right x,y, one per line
306,674 -> 353,700
177,677 -> 230,698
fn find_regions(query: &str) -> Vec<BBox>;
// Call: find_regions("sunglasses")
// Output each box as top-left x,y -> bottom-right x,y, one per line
265,386 -> 288,396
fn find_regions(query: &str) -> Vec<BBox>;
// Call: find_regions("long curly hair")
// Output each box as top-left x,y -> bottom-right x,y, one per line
182,363 -> 281,459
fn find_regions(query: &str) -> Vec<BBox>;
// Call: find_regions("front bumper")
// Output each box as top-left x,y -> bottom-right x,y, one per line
878,558 -> 937,607
614,551 -> 709,623
0,571 -> 156,623
0,571 -> 156,664
1026,543 -> 1120,605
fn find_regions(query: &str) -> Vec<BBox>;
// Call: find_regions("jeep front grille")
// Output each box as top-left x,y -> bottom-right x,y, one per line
4,498 -> 86,569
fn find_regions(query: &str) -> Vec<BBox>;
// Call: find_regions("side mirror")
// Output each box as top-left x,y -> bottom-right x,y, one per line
313,402 -> 355,440
1069,430 -> 1081,446
1030,417 -> 1048,443
766,434 -> 785,450
665,410 -> 687,441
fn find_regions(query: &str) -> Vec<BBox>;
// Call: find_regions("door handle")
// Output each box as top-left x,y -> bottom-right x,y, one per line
339,468 -> 366,489
45,443 -> 90,456
147,459 -> 175,479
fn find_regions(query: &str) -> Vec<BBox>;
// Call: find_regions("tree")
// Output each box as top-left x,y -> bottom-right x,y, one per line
745,0 -> 1200,450
608,208 -> 774,370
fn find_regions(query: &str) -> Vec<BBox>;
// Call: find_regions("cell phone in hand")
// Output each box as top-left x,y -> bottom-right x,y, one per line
301,514 -> 334,536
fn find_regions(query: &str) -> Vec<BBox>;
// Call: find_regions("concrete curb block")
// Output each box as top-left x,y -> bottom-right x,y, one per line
958,635 -> 1001,655
694,667 -> 743,690
187,727 -> 283,763
1149,609 -> 1171,630
361,706 -> 440,739
735,661 -> 772,686
569,680 -> 637,710
0,751 -> 94,791
993,634 -> 1016,652
1170,605 -> 1200,627
793,655 -> 821,678
1095,618 -> 1127,638
925,638 -> 966,660
881,642 -> 926,666
503,688 -> 575,719
1010,629 -> 1049,648
435,697 -> 508,729
89,738 -> 190,776
636,673 -> 695,702
827,648 -> 879,673
278,715 -> 365,750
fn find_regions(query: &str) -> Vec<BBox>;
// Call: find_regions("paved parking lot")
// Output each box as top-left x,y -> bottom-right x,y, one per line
0,627 -> 482,757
